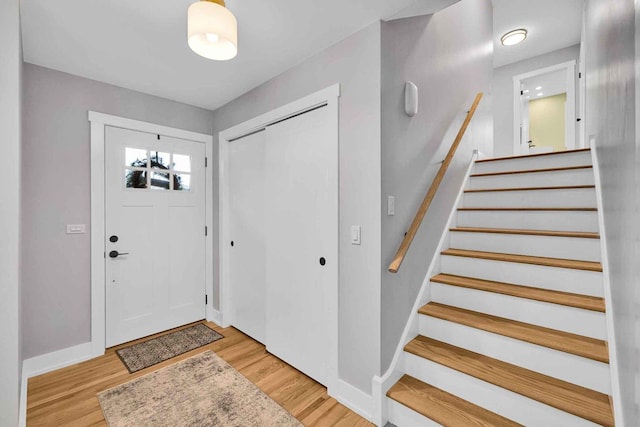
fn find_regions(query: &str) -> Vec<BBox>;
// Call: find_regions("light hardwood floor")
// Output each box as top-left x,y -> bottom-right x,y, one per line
26,321 -> 373,426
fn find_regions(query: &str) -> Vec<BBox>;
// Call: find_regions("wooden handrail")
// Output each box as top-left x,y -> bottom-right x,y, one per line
388,92 -> 483,273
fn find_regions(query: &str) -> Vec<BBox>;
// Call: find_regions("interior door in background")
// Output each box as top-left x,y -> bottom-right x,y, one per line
105,126 -> 206,347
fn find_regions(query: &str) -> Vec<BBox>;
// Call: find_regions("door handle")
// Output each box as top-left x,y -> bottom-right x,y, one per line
109,250 -> 130,258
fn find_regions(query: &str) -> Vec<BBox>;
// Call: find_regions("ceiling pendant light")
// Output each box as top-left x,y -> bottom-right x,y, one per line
501,29 -> 528,46
188,0 -> 237,61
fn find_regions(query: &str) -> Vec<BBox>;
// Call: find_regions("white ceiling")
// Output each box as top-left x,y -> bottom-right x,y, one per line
492,0 -> 584,68
20,0 -> 457,111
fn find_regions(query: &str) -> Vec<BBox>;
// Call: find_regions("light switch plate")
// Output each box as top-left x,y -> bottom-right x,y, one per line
351,226 -> 361,245
388,196 -> 395,216
66,224 -> 86,234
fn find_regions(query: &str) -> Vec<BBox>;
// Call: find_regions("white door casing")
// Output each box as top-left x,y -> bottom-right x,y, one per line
512,61 -> 577,156
219,84 -> 340,394
89,112 -> 213,357
104,127 -> 206,347
519,84 -> 530,155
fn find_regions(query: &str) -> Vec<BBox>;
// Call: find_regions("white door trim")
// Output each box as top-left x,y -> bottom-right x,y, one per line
89,111 -> 213,358
512,60 -> 577,155
218,83 -> 340,394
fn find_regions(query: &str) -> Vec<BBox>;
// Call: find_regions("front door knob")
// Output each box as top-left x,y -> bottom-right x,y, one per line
109,250 -> 130,258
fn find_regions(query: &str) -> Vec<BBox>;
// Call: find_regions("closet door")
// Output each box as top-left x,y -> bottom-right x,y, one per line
264,105 -> 337,386
228,130 -> 266,343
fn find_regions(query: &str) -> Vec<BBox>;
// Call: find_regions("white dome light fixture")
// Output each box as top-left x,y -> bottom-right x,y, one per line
501,29 -> 528,46
188,0 -> 238,61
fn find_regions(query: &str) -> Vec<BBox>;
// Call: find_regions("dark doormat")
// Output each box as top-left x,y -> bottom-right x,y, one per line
116,323 -> 224,373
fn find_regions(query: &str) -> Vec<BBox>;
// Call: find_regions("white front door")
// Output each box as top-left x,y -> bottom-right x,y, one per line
105,126 -> 206,347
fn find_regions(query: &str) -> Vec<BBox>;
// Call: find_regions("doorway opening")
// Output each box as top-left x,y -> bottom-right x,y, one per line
513,61 -> 578,156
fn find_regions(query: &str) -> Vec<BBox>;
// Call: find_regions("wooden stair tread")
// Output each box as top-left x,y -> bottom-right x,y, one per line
464,185 -> 595,193
471,165 -> 593,177
458,207 -> 597,211
476,148 -> 591,163
450,227 -> 599,239
404,336 -> 614,426
441,248 -> 603,272
418,303 -> 609,363
387,374 -> 521,427
431,274 -> 605,312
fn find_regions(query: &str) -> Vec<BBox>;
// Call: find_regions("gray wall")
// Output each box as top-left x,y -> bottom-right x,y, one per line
21,64 -> 213,359
380,0 -> 493,373
584,0 -> 639,423
0,0 -> 22,424
493,45 -> 580,157
211,23 -> 382,393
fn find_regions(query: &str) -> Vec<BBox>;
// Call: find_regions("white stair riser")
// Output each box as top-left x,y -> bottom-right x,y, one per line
430,283 -> 607,339
440,255 -> 603,296
463,188 -> 597,208
468,168 -> 595,190
449,232 -> 601,262
473,152 -> 592,175
403,352 -> 601,426
387,399 -> 441,427
418,317 -> 611,394
457,210 -> 599,232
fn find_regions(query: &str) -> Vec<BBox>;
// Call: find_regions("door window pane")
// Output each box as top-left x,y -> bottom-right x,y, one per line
150,151 -> 171,170
126,148 -> 148,168
125,169 -> 148,189
150,171 -> 171,190
173,154 -> 191,172
175,173 -> 191,191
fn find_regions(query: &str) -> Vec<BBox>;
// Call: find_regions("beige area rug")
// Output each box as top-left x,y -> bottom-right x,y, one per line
116,323 -> 223,373
98,350 -> 303,427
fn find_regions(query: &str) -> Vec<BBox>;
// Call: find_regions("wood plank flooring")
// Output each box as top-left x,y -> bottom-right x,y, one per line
26,321 -> 373,427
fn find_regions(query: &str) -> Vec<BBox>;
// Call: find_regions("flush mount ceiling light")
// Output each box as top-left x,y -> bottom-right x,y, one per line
501,29 -> 527,46
188,0 -> 237,61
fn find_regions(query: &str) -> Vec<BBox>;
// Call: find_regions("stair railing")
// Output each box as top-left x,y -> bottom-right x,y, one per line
388,92 -> 483,273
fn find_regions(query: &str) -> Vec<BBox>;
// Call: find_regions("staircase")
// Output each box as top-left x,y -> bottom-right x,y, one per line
385,148 -> 617,426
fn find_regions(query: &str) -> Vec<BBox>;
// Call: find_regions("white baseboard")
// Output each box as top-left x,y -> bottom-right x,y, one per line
18,369 -> 27,427
209,309 -> 223,326
20,342 -> 93,427
330,379 -> 373,422
22,342 -> 93,378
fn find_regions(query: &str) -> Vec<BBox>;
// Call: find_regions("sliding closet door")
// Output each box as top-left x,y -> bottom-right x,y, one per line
228,130 -> 266,343
264,106 -> 338,386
